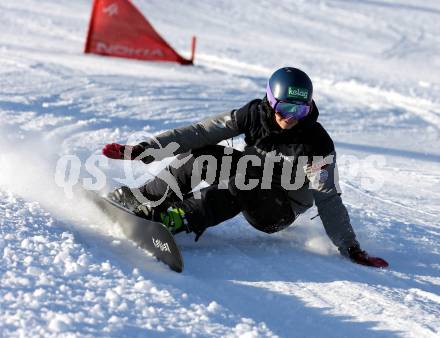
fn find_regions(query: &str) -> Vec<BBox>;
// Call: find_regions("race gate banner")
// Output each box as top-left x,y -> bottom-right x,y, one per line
84,0 -> 195,64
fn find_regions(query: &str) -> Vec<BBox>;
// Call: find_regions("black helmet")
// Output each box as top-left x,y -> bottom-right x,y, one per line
266,67 -> 313,109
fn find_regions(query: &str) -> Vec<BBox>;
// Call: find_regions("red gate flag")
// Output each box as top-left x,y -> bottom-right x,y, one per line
84,0 -> 195,65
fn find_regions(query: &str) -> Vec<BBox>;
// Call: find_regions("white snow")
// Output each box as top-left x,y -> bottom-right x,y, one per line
0,0 -> 439,337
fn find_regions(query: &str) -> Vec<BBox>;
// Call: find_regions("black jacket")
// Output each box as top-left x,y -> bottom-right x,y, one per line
140,99 -> 359,254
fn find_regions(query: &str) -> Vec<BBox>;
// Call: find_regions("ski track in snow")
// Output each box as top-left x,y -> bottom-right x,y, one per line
1,0 -> 440,337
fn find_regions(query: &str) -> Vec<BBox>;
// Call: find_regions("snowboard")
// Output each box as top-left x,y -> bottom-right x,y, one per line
83,189 -> 184,273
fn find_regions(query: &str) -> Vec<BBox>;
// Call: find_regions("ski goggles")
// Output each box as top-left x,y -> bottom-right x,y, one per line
274,101 -> 311,120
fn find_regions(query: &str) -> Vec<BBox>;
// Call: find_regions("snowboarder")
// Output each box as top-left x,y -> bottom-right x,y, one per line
102,67 -> 388,268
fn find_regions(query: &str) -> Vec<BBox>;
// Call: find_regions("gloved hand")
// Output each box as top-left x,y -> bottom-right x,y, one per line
102,143 -> 145,160
347,246 -> 389,268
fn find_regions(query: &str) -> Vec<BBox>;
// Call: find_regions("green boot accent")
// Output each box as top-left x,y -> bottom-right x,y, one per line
159,207 -> 187,234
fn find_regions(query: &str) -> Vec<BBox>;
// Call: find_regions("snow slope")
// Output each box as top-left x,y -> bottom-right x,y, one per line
1,0 -> 439,337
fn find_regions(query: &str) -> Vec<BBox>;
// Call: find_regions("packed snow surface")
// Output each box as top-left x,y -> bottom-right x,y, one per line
1,0 -> 439,337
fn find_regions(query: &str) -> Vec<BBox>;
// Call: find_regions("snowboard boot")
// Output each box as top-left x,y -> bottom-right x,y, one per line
135,204 -> 189,235
107,186 -> 141,212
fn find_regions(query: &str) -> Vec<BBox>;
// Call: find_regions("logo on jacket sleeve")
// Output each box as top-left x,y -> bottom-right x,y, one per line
317,168 -> 329,183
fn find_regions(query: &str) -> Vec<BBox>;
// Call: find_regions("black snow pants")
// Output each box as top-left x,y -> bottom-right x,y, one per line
138,145 -> 297,238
